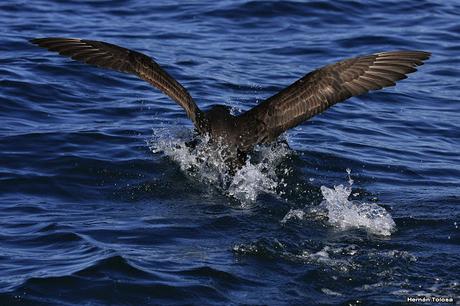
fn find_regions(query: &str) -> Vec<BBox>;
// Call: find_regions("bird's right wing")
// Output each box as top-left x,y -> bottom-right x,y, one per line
31,37 -> 205,131
236,50 -> 430,150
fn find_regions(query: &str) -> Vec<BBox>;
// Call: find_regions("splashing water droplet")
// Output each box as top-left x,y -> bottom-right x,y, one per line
346,168 -> 354,185
319,182 -> 396,236
281,169 -> 396,236
280,209 -> 306,224
149,127 -> 291,204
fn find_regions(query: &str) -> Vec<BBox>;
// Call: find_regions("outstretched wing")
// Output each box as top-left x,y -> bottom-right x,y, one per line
237,50 -> 430,150
31,37 -> 204,129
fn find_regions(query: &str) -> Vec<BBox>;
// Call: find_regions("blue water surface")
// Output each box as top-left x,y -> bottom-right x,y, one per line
0,0 -> 459,305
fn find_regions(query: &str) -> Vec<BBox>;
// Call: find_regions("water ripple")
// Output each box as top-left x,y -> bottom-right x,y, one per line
1,0 -> 459,304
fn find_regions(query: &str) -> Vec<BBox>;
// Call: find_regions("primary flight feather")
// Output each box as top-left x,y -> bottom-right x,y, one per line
31,37 -> 430,170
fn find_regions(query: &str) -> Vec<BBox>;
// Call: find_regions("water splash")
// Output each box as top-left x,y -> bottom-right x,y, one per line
320,183 -> 396,236
280,209 -> 306,224
282,169 -> 396,236
148,127 -> 291,203
151,130 -> 396,234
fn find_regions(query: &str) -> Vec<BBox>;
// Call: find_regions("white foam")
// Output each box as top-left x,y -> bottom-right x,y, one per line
280,209 -> 306,224
227,159 -> 277,203
295,246 -> 354,272
280,169 -> 396,236
321,288 -> 343,296
319,181 -> 396,236
149,127 -> 291,203
151,129 -> 397,235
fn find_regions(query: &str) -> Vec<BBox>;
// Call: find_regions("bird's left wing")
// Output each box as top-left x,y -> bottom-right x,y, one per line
236,50 -> 430,150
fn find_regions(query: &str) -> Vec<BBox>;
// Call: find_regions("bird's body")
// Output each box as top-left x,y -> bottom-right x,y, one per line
30,37 -> 430,172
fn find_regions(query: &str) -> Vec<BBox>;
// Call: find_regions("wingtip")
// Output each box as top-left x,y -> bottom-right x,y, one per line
30,38 -> 41,45
408,50 -> 431,66
412,50 -> 431,60
30,37 -> 53,46
377,50 -> 431,59
30,37 -> 80,47
416,51 -> 431,65
375,50 -> 431,69
417,50 -> 431,61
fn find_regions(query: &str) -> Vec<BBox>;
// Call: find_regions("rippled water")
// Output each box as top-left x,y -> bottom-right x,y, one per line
1,0 -> 459,305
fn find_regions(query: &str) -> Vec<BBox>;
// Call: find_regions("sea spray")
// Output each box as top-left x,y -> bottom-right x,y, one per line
151,129 -> 396,235
282,169 -> 396,236
149,127 -> 291,203
319,184 -> 396,236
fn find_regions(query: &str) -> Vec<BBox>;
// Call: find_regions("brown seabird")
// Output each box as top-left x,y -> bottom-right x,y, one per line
30,38 -> 430,170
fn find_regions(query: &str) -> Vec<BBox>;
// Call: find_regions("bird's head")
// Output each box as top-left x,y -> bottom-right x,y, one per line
205,105 -> 234,123
208,105 -> 231,116
201,105 -> 237,138
196,105 -> 232,133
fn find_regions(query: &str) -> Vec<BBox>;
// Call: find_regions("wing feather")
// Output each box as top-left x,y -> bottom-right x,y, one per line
237,50 -> 430,150
31,37 -> 204,130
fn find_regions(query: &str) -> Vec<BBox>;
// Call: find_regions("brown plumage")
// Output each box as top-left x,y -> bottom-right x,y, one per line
30,37 -> 430,170
31,38 -> 204,130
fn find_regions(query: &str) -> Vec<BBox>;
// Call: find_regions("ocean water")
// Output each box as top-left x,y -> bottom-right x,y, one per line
1,0 -> 459,305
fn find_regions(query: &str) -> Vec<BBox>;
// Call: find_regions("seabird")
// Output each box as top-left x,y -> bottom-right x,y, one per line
30,38 -> 430,171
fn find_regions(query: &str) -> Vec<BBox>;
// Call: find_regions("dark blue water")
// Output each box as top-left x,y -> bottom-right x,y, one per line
1,1 -> 459,305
